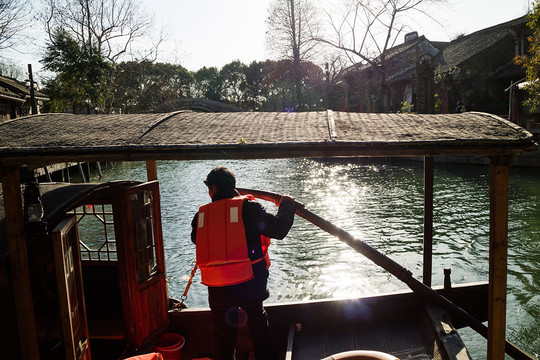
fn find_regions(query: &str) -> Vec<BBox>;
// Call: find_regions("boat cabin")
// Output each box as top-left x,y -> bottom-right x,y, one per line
0,110 -> 537,360
1,180 -> 168,358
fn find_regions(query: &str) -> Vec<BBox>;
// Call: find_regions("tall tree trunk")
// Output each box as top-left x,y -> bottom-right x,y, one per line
290,0 -> 302,106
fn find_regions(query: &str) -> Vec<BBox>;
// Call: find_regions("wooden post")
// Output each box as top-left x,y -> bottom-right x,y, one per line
146,160 -> 158,181
1,166 -> 40,359
65,162 -> 71,183
488,156 -> 511,360
423,156 -> 434,286
96,161 -> 103,179
27,64 -> 38,115
77,162 -> 87,183
44,166 -> 52,182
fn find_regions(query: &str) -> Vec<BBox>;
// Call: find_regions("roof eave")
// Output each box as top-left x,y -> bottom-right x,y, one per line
0,93 -> 25,102
1,140 -> 536,168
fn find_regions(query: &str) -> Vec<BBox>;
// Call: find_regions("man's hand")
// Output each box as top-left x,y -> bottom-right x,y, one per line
277,194 -> 295,206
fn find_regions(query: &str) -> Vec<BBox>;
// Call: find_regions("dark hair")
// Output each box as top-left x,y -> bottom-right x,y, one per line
205,166 -> 236,190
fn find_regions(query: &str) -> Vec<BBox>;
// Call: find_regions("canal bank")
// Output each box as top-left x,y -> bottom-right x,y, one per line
429,150 -> 540,167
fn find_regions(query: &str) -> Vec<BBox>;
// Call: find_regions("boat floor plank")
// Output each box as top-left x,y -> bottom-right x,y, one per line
353,322 -> 391,354
326,323 -> 356,355
293,325 -> 327,360
291,318 -> 431,359
385,317 -> 427,354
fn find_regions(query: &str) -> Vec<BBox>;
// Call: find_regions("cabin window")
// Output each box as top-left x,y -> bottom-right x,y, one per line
70,203 -> 117,261
130,190 -> 158,283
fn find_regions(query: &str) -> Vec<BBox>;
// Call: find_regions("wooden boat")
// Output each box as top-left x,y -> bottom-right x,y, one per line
0,111 -> 537,360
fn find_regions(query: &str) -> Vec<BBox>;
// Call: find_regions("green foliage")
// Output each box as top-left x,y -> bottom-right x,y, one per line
40,28 -> 112,113
220,60 -> 247,107
41,54 -> 327,113
41,76 -> 79,113
398,101 -> 415,114
434,64 -> 458,84
112,61 -> 193,113
191,66 -> 222,101
257,59 -> 324,111
434,93 -> 442,113
516,0 -> 540,112
243,61 -> 269,110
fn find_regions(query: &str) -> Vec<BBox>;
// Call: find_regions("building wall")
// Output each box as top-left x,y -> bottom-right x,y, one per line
338,38 -> 443,113
449,34 -> 522,115
0,99 -> 23,122
0,101 -> 12,122
337,19 -> 528,115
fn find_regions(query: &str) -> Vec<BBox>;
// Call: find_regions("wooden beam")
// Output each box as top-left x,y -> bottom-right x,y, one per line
423,156 -> 434,287
146,160 -> 158,181
0,141 -> 535,168
487,156 -> 511,360
1,166 -> 40,359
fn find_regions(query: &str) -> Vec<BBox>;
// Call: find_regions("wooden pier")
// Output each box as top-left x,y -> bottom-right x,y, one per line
32,162 -> 105,182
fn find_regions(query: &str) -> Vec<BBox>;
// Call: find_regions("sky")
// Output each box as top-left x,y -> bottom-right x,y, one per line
2,0 -> 533,81
144,0 -> 532,71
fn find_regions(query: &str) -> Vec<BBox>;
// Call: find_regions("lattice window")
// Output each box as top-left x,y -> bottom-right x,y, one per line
70,203 -> 117,261
130,190 -> 158,283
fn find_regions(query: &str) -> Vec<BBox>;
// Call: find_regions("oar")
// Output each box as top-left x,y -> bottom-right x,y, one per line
237,188 -> 534,360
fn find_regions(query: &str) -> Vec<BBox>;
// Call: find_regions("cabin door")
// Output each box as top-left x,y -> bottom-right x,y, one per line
52,215 -> 91,360
117,181 -> 168,349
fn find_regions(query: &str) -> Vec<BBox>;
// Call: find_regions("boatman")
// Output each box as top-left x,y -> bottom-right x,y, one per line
191,166 -> 295,360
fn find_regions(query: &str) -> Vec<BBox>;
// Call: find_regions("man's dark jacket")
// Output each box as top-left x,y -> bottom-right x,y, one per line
191,189 -> 295,308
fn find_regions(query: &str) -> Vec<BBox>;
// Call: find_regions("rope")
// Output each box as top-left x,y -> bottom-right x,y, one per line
180,262 -> 198,307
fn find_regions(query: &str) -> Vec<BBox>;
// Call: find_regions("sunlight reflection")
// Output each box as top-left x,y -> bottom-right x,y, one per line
93,158 -> 540,359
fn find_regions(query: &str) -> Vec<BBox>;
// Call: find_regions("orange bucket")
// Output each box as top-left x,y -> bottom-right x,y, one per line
155,333 -> 185,360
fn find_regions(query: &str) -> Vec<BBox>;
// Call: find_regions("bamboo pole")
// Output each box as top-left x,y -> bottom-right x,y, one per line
488,156 -> 511,360
1,166 -> 39,359
423,156 -> 434,286
237,187 -> 533,360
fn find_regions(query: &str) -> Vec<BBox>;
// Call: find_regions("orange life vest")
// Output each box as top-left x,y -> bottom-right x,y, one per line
196,195 -> 271,287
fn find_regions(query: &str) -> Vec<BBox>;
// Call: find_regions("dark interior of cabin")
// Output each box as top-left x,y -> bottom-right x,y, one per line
1,180 -> 168,359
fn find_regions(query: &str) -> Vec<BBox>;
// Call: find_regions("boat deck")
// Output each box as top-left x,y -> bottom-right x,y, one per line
289,316 -> 431,360
170,283 -> 487,360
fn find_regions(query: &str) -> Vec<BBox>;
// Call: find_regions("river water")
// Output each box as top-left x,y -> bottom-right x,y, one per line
93,158 -> 539,358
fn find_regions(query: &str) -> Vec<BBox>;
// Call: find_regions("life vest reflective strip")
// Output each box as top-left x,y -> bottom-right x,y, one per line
196,195 -> 270,287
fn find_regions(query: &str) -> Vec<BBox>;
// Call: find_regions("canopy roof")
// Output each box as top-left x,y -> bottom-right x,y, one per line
0,110 -> 536,167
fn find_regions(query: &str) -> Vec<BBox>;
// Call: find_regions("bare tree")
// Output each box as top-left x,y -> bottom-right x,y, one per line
266,0 -> 322,104
320,0 -> 442,65
41,0 -> 160,63
315,0 -> 444,110
0,0 -> 30,52
266,0 -> 322,63
0,60 -> 25,78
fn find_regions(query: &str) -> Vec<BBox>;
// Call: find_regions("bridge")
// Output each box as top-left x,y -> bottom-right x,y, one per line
154,98 -> 244,113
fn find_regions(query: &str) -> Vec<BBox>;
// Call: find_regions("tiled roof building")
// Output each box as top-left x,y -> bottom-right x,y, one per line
0,75 -> 49,122
336,16 -> 529,116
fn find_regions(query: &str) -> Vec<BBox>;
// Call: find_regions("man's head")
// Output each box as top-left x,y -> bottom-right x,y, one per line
204,166 -> 236,191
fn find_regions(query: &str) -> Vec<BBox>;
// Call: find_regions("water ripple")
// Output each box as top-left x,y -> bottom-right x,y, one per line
95,159 -> 540,357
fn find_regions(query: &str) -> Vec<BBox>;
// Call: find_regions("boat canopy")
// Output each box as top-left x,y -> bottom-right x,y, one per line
0,111 -> 536,167
0,111 -> 537,360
